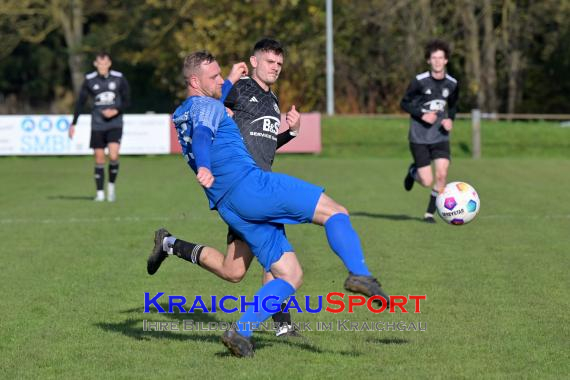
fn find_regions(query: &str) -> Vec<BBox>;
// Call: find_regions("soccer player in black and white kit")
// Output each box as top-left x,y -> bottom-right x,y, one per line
223,39 -> 301,335
148,40 -> 304,336
223,39 -> 298,171
69,52 -> 130,202
401,40 -> 459,223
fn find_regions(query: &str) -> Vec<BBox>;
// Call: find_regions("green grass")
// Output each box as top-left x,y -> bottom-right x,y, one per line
321,116 -> 570,158
1,154 -> 569,379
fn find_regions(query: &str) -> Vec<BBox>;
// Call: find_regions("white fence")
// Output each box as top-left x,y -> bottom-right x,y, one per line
0,114 -> 171,155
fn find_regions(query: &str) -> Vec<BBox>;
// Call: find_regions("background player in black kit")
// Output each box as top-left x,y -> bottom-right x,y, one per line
401,40 -> 459,223
148,39 -> 302,336
69,52 -> 130,202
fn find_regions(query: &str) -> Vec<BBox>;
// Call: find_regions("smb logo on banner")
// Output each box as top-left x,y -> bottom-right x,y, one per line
20,116 -> 73,154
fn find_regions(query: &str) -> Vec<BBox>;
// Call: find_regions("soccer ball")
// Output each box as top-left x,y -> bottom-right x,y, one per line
436,182 -> 480,225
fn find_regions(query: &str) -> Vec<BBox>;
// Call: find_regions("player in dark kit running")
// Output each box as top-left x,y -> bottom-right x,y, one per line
69,52 -> 130,202
148,39 -> 302,336
401,39 -> 459,223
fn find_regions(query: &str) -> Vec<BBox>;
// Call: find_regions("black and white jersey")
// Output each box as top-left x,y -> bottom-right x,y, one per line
224,77 -> 282,171
72,70 -> 130,131
400,71 -> 459,144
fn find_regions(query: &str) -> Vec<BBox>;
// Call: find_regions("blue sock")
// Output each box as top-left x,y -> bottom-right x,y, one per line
236,278 -> 296,338
324,213 -> 371,276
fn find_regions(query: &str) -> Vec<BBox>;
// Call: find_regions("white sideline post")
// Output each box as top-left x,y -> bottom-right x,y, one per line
472,109 -> 481,159
326,0 -> 334,116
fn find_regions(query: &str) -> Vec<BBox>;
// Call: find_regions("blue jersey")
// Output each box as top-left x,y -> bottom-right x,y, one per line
172,96 -> 257,208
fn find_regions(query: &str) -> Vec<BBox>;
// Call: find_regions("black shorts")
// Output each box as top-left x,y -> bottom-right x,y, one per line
90,128 -> 123,149
409,141 -> 450,168
227,227 -> 243,244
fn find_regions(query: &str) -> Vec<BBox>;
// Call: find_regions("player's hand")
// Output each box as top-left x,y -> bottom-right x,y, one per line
227,62 -> 248,84
421,112 -> 438,124
286,105 -> 301,133
68,124 -> 75,139
225,107 -> 234,118
196,167 -> 214,188
441,118 -> 453,131
102,108 -> 119,119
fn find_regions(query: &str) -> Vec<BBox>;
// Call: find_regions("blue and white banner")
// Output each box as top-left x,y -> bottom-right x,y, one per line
0,114 -> 171,155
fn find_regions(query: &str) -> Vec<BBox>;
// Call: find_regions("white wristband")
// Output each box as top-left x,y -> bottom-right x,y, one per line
288,129 -> 299,137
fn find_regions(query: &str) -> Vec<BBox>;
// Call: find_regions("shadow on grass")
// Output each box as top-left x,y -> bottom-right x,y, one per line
96,304 -> 362,357
366,336 -> 409,345
48,195 -> 94,201
458,141 -> 471,155
352,211 -> 423,222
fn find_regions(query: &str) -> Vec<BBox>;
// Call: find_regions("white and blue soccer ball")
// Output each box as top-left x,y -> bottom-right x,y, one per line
436,182 -> 480,225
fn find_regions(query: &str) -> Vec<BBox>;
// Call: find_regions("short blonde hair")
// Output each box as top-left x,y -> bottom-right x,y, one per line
183,51 -> 216,83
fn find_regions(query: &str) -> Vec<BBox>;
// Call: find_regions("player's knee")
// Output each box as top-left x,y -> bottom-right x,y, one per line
278,266 -> 303,290
419,177 -> 433,187
333,204 -> 349,216
289,268 -> 303,290
225,268 -> 247,283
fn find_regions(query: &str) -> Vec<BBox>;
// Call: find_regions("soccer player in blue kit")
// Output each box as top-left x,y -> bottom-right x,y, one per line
149,39 -> 302,337
148,51 -> 390,357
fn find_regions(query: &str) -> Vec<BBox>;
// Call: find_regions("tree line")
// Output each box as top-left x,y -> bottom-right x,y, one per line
1,0 -> 569,114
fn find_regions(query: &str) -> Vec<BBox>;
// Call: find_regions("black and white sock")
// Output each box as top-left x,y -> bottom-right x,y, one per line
426,189 -> 438,215
109,160 -> 119,184
164,237 -> 204,265
94,165 -> 105,191
272,301 -> 292,327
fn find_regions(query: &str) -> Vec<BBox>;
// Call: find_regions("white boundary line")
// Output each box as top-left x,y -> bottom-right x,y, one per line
1,214 -> 569,225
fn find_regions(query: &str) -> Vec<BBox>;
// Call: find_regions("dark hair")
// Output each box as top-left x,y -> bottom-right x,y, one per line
253,38 -> 284,56
183,50 -> 216,80
95,51 -> 111,60
424,39 -> 450,60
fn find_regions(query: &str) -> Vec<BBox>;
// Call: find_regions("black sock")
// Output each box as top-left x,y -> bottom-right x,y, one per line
109,160 -> 119,183
94,165 -> 105,191
272,301 -> 291,326
426,189 -> 438,214
173,239 -> 204,265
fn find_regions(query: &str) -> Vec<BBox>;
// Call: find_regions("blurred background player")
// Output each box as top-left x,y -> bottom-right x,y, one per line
69,52 -> 130,202
400,39 -> 459,223
148,39 -> 302,337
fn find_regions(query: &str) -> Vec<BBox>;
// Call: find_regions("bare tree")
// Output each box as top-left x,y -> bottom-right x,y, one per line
482,0 -> 498,113
0,0 -> 58,59
501,0 -> 523,115
460,0 -> 485,110
51,0 -> 84,96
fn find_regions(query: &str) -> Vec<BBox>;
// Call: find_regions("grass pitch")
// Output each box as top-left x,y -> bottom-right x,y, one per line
1,152 -> 568,379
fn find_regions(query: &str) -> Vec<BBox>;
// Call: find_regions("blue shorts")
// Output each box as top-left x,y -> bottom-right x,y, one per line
217,170 -> 324,271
